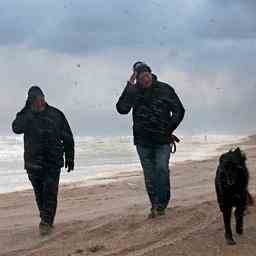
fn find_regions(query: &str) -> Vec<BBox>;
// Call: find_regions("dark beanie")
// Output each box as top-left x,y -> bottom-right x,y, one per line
28,86 -> 44,99
133,61 -> 151,76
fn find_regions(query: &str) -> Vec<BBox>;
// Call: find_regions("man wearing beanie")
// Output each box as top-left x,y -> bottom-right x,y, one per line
12,86 -> 75,236
116,62 -> 185,218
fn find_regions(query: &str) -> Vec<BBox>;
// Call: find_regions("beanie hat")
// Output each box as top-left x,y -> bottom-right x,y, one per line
28,86 -> 44,99
133,61 -> 151,76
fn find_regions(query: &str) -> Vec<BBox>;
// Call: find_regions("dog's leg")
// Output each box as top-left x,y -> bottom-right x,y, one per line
235,206 -> 245,235
247,192 -> 254,206
223,207 -> 236,245
245,192 -> 254,215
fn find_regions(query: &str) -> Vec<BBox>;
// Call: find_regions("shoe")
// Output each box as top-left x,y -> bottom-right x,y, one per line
148,208 -> 158,219
157,209 -> 166,216
39,221 -> 53,236
225,234 -> 236,246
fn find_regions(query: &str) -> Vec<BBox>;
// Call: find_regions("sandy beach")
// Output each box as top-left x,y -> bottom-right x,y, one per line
0,136 -> 255,256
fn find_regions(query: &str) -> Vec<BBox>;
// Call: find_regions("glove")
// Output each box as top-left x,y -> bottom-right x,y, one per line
65,159 -> 74,172
168,134 -> 180,154
168,134 -> 180,144
171,134 -> 180,143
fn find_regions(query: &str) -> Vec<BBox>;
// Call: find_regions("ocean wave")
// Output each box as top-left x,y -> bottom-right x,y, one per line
0,134 -> 247,193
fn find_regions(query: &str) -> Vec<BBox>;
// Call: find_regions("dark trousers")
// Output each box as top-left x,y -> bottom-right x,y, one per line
27,168 -> 60,226
136,144 -> 171,211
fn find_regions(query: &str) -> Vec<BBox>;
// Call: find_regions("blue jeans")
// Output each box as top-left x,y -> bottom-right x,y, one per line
136,144 -> 171,211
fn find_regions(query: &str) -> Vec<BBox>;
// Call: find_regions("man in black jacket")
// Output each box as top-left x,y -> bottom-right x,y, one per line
116,62 -> 185,218
12,86 -> 75,235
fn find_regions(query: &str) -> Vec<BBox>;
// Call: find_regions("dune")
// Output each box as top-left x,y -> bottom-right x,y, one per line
0,135 -> 255,256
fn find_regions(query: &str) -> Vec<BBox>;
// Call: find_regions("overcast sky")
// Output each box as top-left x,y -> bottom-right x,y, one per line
1,0 -> 256,136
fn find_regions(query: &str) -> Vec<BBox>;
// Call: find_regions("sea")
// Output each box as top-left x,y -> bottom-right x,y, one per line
0,134 -> 246,193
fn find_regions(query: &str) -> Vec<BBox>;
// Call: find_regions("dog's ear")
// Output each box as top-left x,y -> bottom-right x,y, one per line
234,147 -> 247,161
220,150 -> 232,163
234,147 -> 241,154
219,153 -> 225,163
233,147 -> 242,159
241,151 -> 247,161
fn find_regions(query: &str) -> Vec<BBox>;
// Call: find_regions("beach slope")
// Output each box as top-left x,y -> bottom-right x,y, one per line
0,136 -> 255,256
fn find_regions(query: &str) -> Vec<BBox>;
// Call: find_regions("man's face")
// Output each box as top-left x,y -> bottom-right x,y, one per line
32,96 -> 46,112
137,72 -> 153,88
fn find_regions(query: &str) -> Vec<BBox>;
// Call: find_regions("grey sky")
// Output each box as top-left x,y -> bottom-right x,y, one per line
1,0 -> 256,135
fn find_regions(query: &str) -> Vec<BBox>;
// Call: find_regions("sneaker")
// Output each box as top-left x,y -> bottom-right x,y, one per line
39,221 -> 53,236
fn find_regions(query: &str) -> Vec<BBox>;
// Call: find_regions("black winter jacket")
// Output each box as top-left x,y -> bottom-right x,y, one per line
12,104 -> 74,170
116,75 -> 185,146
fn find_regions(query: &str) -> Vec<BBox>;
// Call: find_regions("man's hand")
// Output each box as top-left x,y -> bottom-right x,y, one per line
129,71 -> 137,85
65,159 -> 74,172
168,134 -> 180,153
171,134 -> 180,143
167,131 -> 180,143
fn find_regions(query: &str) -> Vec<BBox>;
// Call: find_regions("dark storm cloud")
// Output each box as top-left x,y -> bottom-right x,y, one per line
1,0 -> 256,54
0,1 -> 59,45
0,0 -> 256,135
193,1 -> 256,39
0,0 -> 207,54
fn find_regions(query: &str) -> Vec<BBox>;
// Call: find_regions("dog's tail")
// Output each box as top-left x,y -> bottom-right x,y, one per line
247,191 -> 254,206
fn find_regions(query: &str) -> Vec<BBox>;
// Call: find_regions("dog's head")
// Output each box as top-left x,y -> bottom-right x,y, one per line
219,147 -> 247,187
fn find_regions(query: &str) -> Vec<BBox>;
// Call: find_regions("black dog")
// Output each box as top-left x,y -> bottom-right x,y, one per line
215,147 -> 253,245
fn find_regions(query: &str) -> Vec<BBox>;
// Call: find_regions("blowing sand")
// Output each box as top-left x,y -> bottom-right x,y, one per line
0,136 -> 255,256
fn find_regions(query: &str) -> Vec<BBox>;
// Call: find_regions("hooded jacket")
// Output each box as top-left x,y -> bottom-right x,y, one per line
116,75 -> 185,146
